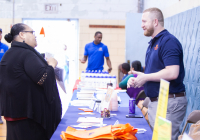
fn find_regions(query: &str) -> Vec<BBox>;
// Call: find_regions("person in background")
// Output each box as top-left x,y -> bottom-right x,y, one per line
121,63 -> 130,81
0,28 -> 9,61
0,23 -> 62,140
63,45 -> 69,84
128,8 -> 187,140
0,28 -> 9,124
129,60 -> 142,73
118,64 -> 124,82
79,31 -> 112,73
119,60 -> 143,89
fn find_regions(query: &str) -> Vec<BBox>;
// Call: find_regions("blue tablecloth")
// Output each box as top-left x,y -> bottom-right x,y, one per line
50,90 -> 152,140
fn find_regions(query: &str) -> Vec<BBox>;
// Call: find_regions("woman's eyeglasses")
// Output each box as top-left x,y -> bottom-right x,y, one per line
23,31 -> 35,36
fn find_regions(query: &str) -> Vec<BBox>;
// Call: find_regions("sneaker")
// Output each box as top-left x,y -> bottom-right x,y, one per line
0,118 -> 3,124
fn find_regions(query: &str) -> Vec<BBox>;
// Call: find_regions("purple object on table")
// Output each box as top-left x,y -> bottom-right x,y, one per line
127,86 -> 144,104
129,98 -> 136,114
127,74 -> 144,98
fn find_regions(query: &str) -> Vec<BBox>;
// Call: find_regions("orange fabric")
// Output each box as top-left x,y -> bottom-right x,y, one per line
60,123 -> 138,140
78,108 -> 93,112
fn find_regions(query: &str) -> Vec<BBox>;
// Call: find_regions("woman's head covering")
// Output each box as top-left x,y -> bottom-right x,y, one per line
131,60 -> 142,72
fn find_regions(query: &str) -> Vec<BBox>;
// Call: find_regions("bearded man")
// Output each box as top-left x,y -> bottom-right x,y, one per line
128,8 -> 187,140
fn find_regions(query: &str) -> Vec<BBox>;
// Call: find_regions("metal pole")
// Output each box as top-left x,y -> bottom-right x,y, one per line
12,0 -> 15,25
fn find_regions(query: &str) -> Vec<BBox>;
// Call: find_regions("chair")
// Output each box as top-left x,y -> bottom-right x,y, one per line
140,97 -> 150,117
135,90 -> 146,104
181,110 -> 200,135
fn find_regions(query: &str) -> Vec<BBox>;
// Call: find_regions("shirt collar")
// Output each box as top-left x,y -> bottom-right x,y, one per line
93,41 -> 101,46
148,29 -> 168,45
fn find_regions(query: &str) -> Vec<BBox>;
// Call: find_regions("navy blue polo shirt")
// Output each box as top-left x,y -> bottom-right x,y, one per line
0,42 -> 9,61
144,29 -> 185,98
84,42 -> 109,71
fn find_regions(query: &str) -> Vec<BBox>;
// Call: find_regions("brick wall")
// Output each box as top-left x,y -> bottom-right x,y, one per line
0,18 -> 22,47
79,19 -> 126,83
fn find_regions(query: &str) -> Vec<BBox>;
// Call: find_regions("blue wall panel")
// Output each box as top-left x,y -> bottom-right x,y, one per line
125,13 -> 151,66
165,6 -> 200,133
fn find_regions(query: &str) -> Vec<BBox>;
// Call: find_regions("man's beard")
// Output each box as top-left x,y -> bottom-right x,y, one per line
144,26 -> 154,37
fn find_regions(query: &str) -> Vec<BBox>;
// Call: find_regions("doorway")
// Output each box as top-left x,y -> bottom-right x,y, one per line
23,19 -> 79,116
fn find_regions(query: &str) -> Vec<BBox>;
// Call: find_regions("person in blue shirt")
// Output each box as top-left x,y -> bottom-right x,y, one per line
79,31 -> 112,72
0,28 -> 8,124
0,28 -> 9,61
128,8 -> 187,140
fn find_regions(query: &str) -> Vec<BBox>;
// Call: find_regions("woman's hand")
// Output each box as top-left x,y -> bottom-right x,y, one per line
47,57 -> 58,68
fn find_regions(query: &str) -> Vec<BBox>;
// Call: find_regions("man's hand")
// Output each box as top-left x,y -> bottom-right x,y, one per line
127,77 -> 136,88
79,59 -> 86,64
79,56 -> 88,64
108,67 -> 112,73
127,70 -> 147,88
132,71 -> 147,88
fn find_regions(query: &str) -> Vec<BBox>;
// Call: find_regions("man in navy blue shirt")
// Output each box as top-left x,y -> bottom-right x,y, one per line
128,8 -> 187,140
0,28 -> 9,124
0,28 -> 9,61
80,31 -> 112,72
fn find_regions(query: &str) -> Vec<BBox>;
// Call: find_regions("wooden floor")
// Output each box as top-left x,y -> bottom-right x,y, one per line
0,117 -> 6,140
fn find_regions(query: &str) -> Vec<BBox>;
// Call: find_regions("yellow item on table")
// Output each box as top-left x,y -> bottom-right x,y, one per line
152,79 -> 170,140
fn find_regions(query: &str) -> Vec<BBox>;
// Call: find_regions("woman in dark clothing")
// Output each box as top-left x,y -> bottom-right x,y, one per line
131,60 -> 142,72
0,23 -> 62,140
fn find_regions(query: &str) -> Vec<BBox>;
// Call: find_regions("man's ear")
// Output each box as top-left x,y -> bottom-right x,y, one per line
154,19 -> 159,27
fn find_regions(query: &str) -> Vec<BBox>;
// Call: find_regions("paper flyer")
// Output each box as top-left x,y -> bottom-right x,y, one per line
152,79 -> 170,140
158,117 -> 172,140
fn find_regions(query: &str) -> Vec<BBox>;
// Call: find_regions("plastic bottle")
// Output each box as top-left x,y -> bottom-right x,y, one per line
88,71 -> 91,77
108,76 -> 112,84
105,71 -> 109,76
111,76 -> 117,89
92,76 -> 96,88
85,76 -> 89,87
104,76 -> 108,88
100,76 -> 104,88
89,76 -> 93,87
91,70 -> 94,77
81,71 -> 84,82
95,76 -> 99,88
97,71 -> 102,77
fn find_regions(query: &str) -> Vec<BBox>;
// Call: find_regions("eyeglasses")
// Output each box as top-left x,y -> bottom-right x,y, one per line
22,31 -> 35,36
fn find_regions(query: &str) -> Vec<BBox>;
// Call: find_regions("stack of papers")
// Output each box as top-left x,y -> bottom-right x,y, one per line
77,90 -> 95,100
70,100 -> 94,106
77,117 -> 103,123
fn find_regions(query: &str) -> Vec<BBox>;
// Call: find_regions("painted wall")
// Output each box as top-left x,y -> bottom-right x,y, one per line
79,19 -> 126,82
164,6 -> 200,133
0,0 -> 137,19
0,18 -> 22,46
125,13 -> 150,66
144,0 -> 200,18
